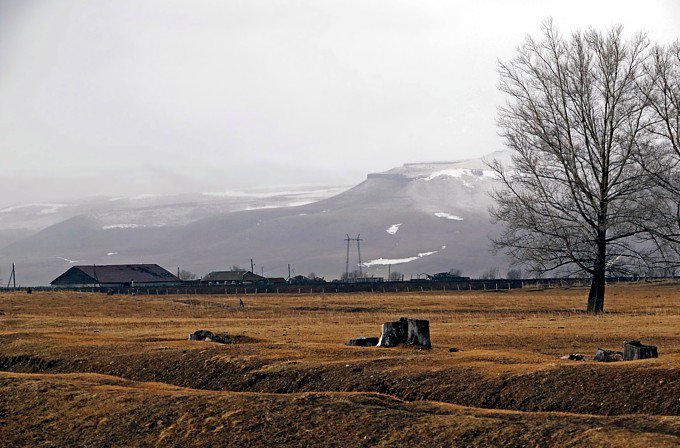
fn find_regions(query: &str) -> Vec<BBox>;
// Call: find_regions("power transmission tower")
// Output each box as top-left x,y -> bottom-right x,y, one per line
7,263 -> 16,289
343,234 -> 363,280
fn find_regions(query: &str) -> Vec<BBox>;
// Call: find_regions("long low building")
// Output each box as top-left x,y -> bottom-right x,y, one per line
50,264 -> 181,288
200,270 -> 266,285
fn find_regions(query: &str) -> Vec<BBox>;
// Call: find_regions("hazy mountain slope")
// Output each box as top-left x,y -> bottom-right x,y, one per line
177,166 -> 502,278
0,187 -> 346,232
0,154 -> 510,285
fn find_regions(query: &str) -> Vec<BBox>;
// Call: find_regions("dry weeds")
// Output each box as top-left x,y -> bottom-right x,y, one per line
1,282 -> 679,446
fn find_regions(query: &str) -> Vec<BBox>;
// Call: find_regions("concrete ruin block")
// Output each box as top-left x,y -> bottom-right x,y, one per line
593,348 -> 624,362
347,336 -> 379,347
189,330 -> 233,344
377,321 -> 406,347
624,341 -> 658,361
377,317 -> 431,348
405,318 -> 431,348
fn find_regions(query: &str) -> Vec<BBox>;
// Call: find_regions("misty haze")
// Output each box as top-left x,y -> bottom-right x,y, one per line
1,2 -> 680,447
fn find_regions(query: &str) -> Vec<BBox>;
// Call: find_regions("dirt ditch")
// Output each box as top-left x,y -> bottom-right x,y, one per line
3,372 -> 679,448
1,348 -> 678,417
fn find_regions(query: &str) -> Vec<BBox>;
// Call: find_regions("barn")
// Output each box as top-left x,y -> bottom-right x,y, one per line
50,264 -> 181,288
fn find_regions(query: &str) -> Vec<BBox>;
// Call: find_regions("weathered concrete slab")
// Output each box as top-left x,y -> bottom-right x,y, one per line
377,317 -> 431,348
594,348 -> 623,362
377,321 -> 404,347
405,318 -> 431,348
347,336 -> 379,347
189,330 -> 233,344
624,340 -> 658,360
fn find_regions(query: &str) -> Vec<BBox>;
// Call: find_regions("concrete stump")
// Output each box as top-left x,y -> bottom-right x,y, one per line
593,348 -> 623,362
377,317 -> 431,348
377,321 -> 406,347
623,341 -> 658,360
405,318 -> 431,348
347,336 -> 379,347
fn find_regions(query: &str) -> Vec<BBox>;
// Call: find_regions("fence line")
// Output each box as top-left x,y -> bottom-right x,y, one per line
2,276 -> 673,295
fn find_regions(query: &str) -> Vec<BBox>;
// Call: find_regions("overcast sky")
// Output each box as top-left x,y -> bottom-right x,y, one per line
1,1 -> 679,204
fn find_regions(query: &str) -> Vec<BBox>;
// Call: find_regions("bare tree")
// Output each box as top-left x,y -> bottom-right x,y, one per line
388,271 -> 403,281
340,270 -> 367,281
491,22 -> 661,313
479,267 -> 499,280
178,270 -> 197,280
506,268 -> 523,280
637,42 -> 680,262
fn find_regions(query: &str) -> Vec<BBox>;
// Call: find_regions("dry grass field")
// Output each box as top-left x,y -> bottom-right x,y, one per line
1,282 -> 679,447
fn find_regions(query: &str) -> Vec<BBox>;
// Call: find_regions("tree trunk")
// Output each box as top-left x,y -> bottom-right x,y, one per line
587,235 -> 607,313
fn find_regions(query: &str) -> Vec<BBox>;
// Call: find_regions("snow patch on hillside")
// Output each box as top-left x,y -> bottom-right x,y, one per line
434,212 -> 463,221
425,168 -> 495,181
0,203 -> 68,215
362,246 -> 443,267
386,223 -> 402,235
102,224 -> 145,230
417,250 -> 437,257
202,186 -> 346,199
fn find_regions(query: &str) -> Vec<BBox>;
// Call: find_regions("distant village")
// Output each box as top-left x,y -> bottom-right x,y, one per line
48,263 -> 474,289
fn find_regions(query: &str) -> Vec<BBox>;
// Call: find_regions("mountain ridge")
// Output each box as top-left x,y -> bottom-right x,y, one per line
0,152 -> 510,285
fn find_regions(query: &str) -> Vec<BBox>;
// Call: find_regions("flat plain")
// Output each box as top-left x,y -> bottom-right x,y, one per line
1,282 -> 679,447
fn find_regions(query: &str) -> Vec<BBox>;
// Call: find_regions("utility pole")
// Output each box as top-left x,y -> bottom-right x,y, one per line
388,264 -> 391,280
344,234 -> 351,279
288,264 -> 291,281
250,259 -> 254,273
356,234 -> 363,276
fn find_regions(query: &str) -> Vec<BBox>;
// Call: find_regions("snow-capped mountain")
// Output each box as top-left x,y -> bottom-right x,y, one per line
0,152 -> 510,285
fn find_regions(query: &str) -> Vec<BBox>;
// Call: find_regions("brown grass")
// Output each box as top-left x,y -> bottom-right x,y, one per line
1,282 -> 679,446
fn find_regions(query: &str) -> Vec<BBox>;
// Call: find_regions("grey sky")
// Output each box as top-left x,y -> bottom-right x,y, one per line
1,1 -> 679,205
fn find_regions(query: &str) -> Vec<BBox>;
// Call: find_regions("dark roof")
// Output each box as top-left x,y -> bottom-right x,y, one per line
51,264 -> 179,285
201,270 -> 265,282
266,277 -> 287,283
